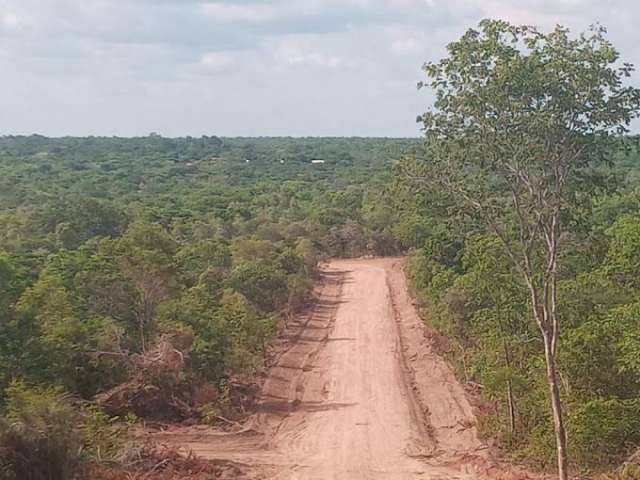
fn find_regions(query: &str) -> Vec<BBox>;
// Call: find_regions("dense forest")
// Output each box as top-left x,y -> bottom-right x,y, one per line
3,20 -> 640,480
2,131 -> 640,478
0,134 -> 421,479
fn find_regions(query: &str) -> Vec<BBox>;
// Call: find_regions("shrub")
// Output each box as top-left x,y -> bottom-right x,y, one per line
570,398 -> 640,465
0,382 -> 81,480
82,406 -> 136,464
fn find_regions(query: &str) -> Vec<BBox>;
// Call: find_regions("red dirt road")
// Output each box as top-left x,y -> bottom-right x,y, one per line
151,258 -> 535,479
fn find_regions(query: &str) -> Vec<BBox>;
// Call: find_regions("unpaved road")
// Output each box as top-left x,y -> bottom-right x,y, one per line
151,258 -> 534,480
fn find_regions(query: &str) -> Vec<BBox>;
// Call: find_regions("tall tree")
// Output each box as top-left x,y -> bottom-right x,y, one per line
402,20 -> 640,478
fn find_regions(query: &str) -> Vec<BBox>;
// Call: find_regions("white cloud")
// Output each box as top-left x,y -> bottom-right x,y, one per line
201,2 -> 278,23
478,1 -> 562,25
0,0 -> 638,136
284,50 -> 342,68
1,11 -> 18,29
391,37 -> 419,55
199,51 -> 235,70
268,37 -> 345,69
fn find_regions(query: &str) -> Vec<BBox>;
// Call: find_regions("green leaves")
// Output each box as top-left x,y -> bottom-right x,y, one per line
569,398 -> 640,465
404,19 -> 640,472
228,262 -> 289,313
1,382 -> 82,480
419,20 -> 640,225
605,214 -> 640,289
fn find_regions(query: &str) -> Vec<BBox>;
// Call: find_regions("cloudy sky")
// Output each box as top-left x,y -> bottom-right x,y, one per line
0,0 -> 637,137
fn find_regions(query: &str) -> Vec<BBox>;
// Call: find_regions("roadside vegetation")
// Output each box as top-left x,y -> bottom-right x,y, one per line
397,19 -> 640,479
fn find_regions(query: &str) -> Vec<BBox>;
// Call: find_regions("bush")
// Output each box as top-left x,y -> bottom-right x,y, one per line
82,406 -> 135,464
600,464 -> 640,480
570,398 -> 640,465
0,382 -> 82,480
227,262 -> 288,312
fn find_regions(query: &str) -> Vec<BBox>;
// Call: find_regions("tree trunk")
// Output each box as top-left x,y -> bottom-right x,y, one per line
139,316 -> 146,354
507,379 -> 516,440
543,336 -> 568,480
503,339 -> 516,439
526,281 -> 568,480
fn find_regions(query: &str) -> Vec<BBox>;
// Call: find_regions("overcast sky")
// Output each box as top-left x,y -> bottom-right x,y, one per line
0,0 -> 637,137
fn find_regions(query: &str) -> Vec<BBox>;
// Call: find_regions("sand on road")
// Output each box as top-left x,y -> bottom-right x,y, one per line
150,258 -> 535,480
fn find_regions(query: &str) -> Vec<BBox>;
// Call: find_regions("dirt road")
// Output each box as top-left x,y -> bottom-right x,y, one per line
152,258 -> 532,479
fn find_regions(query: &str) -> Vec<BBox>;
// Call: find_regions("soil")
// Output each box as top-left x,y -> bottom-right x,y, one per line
147,258 -> 542,479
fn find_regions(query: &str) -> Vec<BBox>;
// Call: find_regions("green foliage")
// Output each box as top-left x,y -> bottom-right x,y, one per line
228,262 -> 288,312
569,398 -> 640,465
82,407 -> 136,464
399,19 -> 640,476
0,382 -> 81,480
607,302 -> 640,381
0,136 -> 414,417
606,214 -> 640,290
1,106 -> 640,477
197,380 -> 234,425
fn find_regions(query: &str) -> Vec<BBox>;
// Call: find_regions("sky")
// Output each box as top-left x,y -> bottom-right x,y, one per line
0,0 -> 637,137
